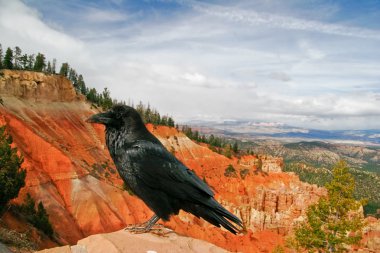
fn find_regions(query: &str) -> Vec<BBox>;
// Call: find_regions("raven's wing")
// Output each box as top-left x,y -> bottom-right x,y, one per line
122,140 -> 214,199
116,140 -> 242,233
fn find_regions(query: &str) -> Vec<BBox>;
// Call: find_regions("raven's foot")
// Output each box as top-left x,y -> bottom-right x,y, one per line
149,226 -> 174,237
124,224 -> 171,235
124,214 -> 160,234
124,224 -> 154,234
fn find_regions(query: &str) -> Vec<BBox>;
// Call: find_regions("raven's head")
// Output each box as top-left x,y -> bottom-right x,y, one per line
86,105 -> 144,130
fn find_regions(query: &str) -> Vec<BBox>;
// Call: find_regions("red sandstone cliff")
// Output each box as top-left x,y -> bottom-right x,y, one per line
2,70 -> 370,252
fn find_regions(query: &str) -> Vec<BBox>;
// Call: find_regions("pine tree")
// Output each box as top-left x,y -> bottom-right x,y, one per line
168,117 -> 175,127
13,46 -> 22,69
136,101 -> 144,118
193,130 -> 199,141
59,63 -> 69,77
293,161 -> 365,252
19,194 -> 54,237
3,47 -> 13,69
232,141 -> 239,153
34,53 -> 46,72
86,88 -> 99,104
46,61 -> 52,74
27,54 -> 35,70
101,87 -> 113,110
21,193 -> 36,216
0,125 -> 26,213
35,202 -> 54,236
145,105 -> 152,123
68,68 -> 78,88
161,116 -> 168,126
0,43 -> 3,69
52,58 -> 56,74
20,54 -> 29,70
77,74 -> 87,95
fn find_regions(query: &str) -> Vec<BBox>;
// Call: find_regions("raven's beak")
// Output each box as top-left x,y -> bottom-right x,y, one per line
86,112 -> 113,125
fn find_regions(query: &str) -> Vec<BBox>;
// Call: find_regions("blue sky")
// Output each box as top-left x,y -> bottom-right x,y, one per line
1,0 -> 380,130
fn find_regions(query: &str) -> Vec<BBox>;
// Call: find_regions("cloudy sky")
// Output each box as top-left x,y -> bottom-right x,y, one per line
1,0 -> 380,130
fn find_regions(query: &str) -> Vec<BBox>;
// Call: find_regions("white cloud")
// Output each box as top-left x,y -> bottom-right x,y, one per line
182,72 -> 206,84
270,72 -> 291,82
298,40 -> 325,60
83,8 -> 129,23
1,0 -> 379,130
182,0 -> 380,40
0,0 -> 84,54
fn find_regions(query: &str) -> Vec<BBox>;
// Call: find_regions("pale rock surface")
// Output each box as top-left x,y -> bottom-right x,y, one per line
36,230 -> 229,253
0,70 -> 80,102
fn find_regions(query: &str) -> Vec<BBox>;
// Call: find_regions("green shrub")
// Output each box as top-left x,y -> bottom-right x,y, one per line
19,193 -> 54,237
224,164 -> 237,178
0,125 -> 26,213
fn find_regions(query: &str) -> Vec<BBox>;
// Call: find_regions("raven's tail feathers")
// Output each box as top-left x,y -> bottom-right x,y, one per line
183,200 -> 243,234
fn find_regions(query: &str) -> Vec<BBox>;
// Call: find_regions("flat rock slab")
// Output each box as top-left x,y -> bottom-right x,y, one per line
37,229 -> 230,253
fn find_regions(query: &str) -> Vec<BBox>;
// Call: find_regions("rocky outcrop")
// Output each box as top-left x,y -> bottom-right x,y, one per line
358,217 -> 380,252
37,229 -> 229,253
0,70 -> 80,102
259,155 -> 283,173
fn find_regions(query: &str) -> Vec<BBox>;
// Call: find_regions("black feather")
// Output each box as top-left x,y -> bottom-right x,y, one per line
87,105 -> 243,233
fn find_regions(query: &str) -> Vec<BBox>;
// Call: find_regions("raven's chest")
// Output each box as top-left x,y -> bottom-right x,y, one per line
113,149 -> 137,175
111,148 -> 144,191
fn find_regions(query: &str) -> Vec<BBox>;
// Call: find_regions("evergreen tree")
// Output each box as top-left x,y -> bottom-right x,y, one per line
293,161 -> 365,252
13,46 -> 22,69
152,110 -> 161,125
161,116 -> 168,126
34,53 -> 46,72
21,193 -> 36,216
52,58 -> 56,74
145,105 -> 152,123
0,125 -> 26,213
77,74 -> 87,95
59,63 -> 69,77
20,54 -> 29,70
27,54 -> 35,70
101,87 -> 113,110
3,47 -> 13,69
19,194 -> 54,237
168,117 -> 175,127
0,43 -> 3,69
86,88 -> 99,104
46,61 -> 52,74
136,101 -> 144,117
193,130 -> 199,141
68,68 -> 78,89
35,202 -> 54,236
232,141 -> 239,153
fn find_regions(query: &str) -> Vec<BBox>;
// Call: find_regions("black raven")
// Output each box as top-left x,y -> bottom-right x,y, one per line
87,105 -> 243,234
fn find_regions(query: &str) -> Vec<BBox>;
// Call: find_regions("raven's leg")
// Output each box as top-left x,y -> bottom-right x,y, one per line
124,214 -> 160,233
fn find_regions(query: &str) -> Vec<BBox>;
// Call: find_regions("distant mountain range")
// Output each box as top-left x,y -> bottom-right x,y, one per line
186,119 -> 380,216
186,120 -> 380,145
